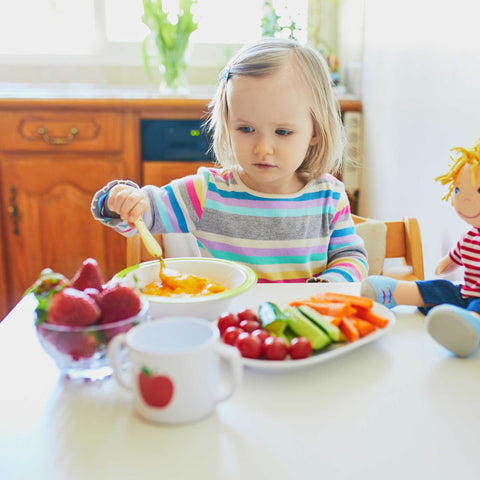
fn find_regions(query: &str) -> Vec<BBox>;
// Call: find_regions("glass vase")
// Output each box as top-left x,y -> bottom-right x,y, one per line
158,61 -> 189,96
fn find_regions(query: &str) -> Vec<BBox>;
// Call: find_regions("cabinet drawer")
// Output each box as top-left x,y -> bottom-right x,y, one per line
0,110 -> 123,153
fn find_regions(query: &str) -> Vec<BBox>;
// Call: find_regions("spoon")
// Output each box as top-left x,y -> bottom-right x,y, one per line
133,217 -> 166,273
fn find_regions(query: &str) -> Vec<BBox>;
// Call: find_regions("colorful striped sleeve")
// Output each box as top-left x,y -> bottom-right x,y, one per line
142,169 -> 209,234
318,188 -> 368,282
90,179 -> 142,237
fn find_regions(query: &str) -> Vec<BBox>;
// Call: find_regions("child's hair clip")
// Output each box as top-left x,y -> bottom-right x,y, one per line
219,68 -> 231,82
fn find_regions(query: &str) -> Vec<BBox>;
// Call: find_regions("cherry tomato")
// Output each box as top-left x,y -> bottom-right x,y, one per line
222,326 -> 244,346
217,312 -> 240,335
235,332 -> 262,359
237,309 -> 258,322
251,328 -> 271,344
289,337 -> 313,360
239,319 -> 261,333
263,336 -> 288,361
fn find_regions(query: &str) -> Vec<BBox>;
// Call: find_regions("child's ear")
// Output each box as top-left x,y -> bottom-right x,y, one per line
309,130 -> 319,146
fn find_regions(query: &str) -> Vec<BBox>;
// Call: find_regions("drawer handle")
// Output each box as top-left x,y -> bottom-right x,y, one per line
37,126 -> 79,145
8,186 -> 19,236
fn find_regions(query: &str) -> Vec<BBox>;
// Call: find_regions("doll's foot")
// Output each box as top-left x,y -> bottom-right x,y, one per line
426,305 -> 480,357
360,275 -> 398,308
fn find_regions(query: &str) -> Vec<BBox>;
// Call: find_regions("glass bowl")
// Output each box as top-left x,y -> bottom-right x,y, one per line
35,298 -> 149,382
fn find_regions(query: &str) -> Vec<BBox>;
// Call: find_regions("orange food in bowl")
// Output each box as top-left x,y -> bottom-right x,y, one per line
142,268 -> 227,297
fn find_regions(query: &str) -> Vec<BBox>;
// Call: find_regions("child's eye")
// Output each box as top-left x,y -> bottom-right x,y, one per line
477,188 -> 480,194
276,129 -> 292,136
238,126 -> 253,133
454,187 -> 459,194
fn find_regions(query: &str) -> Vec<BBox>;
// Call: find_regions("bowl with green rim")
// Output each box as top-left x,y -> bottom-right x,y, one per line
115,257 -> 257,321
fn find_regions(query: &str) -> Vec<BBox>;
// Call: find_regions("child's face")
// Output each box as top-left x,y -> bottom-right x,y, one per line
226,62 -> 318,194
453,164 -> 480,228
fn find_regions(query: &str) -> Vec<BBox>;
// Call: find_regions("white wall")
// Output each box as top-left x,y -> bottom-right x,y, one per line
360,0 -> 480,278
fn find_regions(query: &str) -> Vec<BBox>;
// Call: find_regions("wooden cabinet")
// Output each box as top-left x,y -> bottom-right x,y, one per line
0,108 -> 139,316
143,161 -> 214,186
0,227 -> 7,318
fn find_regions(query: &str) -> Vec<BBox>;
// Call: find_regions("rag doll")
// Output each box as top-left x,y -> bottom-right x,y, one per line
361,137 -> 480,357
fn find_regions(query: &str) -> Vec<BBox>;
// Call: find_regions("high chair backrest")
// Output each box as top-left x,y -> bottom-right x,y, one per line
126,233 -> 200,267
352,214 -> 424,281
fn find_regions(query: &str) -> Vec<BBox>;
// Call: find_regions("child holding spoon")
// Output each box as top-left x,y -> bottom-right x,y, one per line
91,38 -> 367,283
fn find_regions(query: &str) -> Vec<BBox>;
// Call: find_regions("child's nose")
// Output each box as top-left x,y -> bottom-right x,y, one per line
253,135 -> 274,156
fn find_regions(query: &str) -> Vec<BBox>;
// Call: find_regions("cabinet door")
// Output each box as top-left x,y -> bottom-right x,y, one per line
1,154 -> 128,307
0,233 -> 8,320
143,161 -> 213,186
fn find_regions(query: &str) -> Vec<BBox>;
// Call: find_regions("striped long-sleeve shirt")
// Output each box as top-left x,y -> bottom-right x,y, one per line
92,167 -> 368,283
449,227 -> 480,298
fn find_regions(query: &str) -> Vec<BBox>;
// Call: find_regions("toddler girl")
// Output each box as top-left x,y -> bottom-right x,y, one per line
92,38 -> 367,283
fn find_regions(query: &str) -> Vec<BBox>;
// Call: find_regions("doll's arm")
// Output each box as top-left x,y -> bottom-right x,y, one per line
434,255 -> 458,275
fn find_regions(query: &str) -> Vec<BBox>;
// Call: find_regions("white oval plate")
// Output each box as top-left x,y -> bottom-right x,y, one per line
240,302 -> 396,372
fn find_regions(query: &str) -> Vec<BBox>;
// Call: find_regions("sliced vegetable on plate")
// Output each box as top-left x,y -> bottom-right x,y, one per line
217,291 -> 394,370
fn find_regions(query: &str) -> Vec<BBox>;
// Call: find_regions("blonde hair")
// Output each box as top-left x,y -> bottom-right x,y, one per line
435,137 -> 480,202
206,38 -> 345,178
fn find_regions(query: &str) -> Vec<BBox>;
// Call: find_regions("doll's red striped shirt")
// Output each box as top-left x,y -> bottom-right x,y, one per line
449,227 -> 480,297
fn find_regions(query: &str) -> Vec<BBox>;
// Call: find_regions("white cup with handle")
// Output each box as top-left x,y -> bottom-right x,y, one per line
108,316 -> 242,424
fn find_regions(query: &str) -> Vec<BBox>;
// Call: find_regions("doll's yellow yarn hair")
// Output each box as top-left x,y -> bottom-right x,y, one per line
435,137 -> 480,202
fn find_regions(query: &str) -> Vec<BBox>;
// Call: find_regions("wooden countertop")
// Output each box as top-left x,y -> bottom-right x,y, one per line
0,83 -> 362,113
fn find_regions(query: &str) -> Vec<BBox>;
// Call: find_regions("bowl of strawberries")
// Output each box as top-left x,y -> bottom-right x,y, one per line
29,258 -> 149,382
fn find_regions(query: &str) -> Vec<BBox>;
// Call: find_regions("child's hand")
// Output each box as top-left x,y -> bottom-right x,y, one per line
107,185 -> 149,227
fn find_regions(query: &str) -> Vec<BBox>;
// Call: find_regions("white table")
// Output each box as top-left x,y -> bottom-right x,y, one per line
1,283 -> 479,480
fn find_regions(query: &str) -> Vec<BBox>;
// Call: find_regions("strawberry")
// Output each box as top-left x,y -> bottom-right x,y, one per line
50,331 -> 99,361
47,288 -> 100,326
27,268 -> 69,325
70,258 -> 104,292
98,284 -> 142,324
104,320 -> 136,342
84,287 -> 102,304
26,268 -> 69,297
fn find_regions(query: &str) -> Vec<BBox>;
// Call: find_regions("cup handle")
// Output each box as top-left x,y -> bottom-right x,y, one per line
214,342 -> 243,404
107,333 -> 132,390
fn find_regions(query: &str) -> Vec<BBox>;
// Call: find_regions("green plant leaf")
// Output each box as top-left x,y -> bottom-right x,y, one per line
141,0 -> 198,89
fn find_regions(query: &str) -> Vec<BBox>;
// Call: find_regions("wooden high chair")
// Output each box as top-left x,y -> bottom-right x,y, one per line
352,214 -> 424,281
126,232 -> 200,268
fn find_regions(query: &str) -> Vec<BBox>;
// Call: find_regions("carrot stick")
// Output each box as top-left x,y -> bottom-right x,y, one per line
311,292 -> 374,311
289,300 -> 356,317
354,307 -> 389,328
350,317 -> 377,337
339,317 -> 360,343
327,316 -> 342,327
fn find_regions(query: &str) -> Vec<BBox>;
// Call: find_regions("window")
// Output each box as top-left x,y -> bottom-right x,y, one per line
104,0 -> 308,44
0,1 -> 97,55
0,0 -> 310,83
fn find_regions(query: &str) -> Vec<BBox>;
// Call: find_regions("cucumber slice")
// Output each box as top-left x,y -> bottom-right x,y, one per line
258,301 -> 288,336
282,326 -> 297,343
283,306 -> 331,350
298,305 -> 344,342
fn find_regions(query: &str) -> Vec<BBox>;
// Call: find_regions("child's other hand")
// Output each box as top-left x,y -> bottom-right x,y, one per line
107,185 -> 149,227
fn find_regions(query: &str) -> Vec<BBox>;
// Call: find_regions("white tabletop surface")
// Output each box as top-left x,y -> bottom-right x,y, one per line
1,283 -> 479,480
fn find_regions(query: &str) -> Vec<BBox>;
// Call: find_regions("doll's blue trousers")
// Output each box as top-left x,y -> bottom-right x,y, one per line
416,279 -> 480,315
